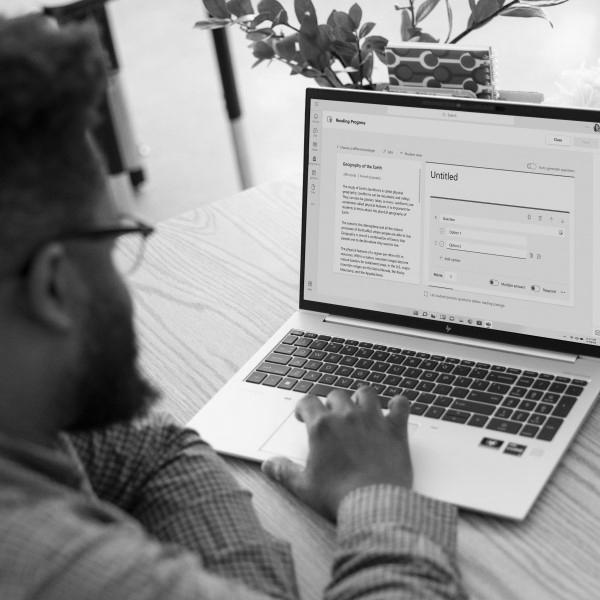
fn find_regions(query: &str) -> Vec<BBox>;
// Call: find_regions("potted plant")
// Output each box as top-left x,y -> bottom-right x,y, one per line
196,0 -> 570,90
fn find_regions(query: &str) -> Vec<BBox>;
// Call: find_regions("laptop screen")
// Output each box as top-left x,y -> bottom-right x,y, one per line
300,88 -> 600,357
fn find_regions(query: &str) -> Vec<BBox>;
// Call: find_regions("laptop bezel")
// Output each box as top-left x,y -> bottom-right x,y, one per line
299,87 -> 600,359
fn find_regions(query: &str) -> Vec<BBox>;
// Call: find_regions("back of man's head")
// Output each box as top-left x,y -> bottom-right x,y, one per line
0,14 -> 107,276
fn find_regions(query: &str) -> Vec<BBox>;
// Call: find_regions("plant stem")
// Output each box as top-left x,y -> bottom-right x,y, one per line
409,0 -> 416,28
449,0 -> 520,44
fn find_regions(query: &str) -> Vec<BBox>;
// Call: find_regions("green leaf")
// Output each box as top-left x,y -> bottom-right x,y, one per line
416,0 -> 442,24
333,11 -> 355,33
444,0 -> 453,42
194,18 -> 232,30
362,35 -> 388,61
500,5 -> 553,26
413,31 -> 439,42
468,0 -> 477,10
275,34 -> 300,60
468,0 -> 504,28
257,0 -> 288,24
226,0 -> 253,17
294,0 -> 318,28
203,0 -> 231,19
349,3 -> 363,29
246,28 -> 275,41
358,21 -> 376,38
251,13 -> 271,27
400,8 -> 412,41
331,39 -> 356,65
252,39 -> 275,59
520,0 -> 568,5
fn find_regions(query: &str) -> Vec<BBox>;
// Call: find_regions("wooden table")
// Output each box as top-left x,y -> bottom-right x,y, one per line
131,180 -> 600,600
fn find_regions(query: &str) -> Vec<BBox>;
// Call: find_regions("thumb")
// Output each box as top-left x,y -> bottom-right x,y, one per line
262,456 -> 306,496
387,394 -> 411,437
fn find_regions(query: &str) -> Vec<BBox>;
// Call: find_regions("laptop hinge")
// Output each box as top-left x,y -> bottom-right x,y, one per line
324,315 -> 578,363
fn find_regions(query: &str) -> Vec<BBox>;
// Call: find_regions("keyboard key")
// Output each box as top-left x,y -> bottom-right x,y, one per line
282,335 -> 298,345
372,361 -> 390,373
524,370 -> 538,377
404,368 -> 423,379
421,360 -> 438,370
383,375 -> 402,386
309,340 -> 328,350
289,357 -> 307,368
487,372 -> 517,384
400,377 -> 419,389
336,377 -> 353,388
317,334 -> 331,341
257,362 -> 290,376
535,403 -> 553,415
512,410 -> 529,422
410,402 -> 427,415
263,374 -> 282,387
432,355 -> 445,361
446,357 -> 460,364
565,385 -> 584,397
467,414 -> 488,427
294,348 -> 312,358
416,380 -> 435,392
520,424 -> 539,438
340,356 -> 358,366
433,384 -> 452,395
488,383 -> 510,395
449,387 -> 469,399
525,389 -> 543,401
542,392 -> 560,403
491,365 -> 506,372
452,366 -> 471,377
451,399 -> 495,415
278,378 -> 297,390
517,376 -> 534,387
460,359 -> 475,366
246,371 -> 266,384
290,329 -> 304,336
502,397 -> 519,408
303,371 -> 321,382
324,353 -> 342,363
420,371 -> 438,382
352,368 -> 370,380
495,408 -> 513,420
388,365 -> 407,376
417,392 -> 435,404
325,343 -> 343,353
310,384 -> 335,397
476,362 -> 490,369
537,417 -> 564,441
367,372 -> 385,383
388,354 -> 405,365
383,386 -> 401,397
437,363 -> 454,373
470,368 -> 489,379
528,414 -> 546,426
404,357 -> 422,367
442,410 -> 470,424
358,341 -> 373,348
470,379 -> 490,391
508,386 -> 527,398
552,396 -> 576,417
356,359 -> 374,369
417,352 -> 430,358
319,363 -> 337,374
555,376 -> 570,383
572,379 -> 588,386
346,339 -> 359,345
293,380 -> 313,393
539,373 -> 554,380
305,360 -> 322,371
332,337 -> 344,343
487,418 -> 521,434
310,350 -> 327,360
275,344 -> 296,355
402,389 -> 419,400
507,368 -> 521,374
532,379 -> 550,391
467,390 -> 503,405
518,400 -> 536,412
373,344 -> 387,351
434,396 -> 452,407
288,368 -> 306,379
320,374 -> 337,385
266,353 -> 291,365
336,365 -> 354,377
455,376 -> 473,388
425,406 -> 445,419
294,337 -> 313,348
372,351 -> 391,361
402,349 -> 417,356
437,373 -> 456,385
355,348 -> 373,359
549,382 -> 567,393
304,333 -> 318,339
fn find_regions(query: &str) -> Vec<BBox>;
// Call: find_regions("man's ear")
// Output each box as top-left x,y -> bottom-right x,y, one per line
25,243 -> 78,332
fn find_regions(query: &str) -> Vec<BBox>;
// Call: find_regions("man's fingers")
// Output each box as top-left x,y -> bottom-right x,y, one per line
353,385 -> 381,414
325,389 -> 353,412
295,394 -> 327,424
387,394 -> 411,436
261,457 -> 305,498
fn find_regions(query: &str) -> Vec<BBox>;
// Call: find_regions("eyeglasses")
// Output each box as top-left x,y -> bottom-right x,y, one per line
20,218 -> 155,277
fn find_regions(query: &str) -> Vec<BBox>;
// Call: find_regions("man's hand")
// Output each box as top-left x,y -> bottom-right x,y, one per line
262,386 -> 413,521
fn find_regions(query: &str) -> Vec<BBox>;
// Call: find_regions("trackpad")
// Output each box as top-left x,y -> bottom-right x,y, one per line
261,412 -> 309,464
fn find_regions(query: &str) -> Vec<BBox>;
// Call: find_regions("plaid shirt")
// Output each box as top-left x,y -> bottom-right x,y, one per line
0,412 -> 467,599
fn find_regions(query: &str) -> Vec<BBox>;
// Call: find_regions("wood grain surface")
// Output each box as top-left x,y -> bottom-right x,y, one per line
130,179 -> 600,600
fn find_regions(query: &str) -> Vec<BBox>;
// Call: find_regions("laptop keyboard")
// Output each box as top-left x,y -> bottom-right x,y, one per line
245,330 -> 589,443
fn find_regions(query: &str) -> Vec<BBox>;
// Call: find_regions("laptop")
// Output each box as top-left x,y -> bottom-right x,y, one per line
188,88 -> 600,520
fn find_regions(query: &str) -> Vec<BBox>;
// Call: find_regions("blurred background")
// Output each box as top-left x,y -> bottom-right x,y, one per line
5,0 -> 600,220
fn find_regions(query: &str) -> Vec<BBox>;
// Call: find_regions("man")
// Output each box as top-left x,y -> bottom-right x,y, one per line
0,14 -> 467,600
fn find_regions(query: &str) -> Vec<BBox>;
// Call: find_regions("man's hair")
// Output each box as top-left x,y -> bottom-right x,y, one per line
0,15 -> 107,274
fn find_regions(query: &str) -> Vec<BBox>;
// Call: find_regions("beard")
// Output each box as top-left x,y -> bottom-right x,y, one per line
64,283 -> 160,432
